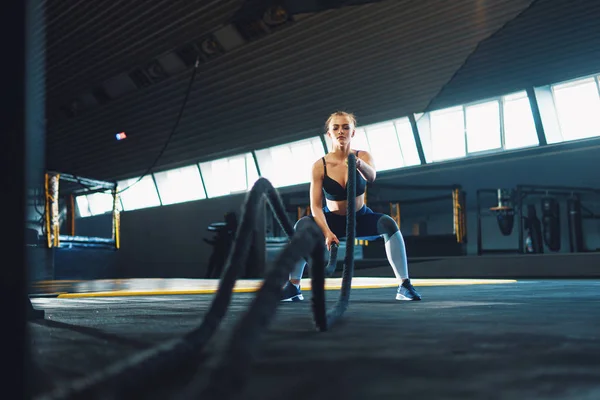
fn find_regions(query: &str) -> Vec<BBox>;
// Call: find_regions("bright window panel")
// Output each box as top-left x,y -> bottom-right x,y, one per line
351,128 -> 370,152
227,156 -> 248,193
153,165 -> 206,206
255,137 -> 325,188
201,158 -> 230,198
199,153 -> 257,198
255,146 -> 291,189
117,175 -> 161,211
552,78 -> 600,141
502,91 -> 539,149
364,122 -> 404,171
87,191 -> 117,215
465,101 -> 502,153
430,106 -> 466,161
246,153 -> 260,189
76,196 -> 92,217
394,118 -> 421,166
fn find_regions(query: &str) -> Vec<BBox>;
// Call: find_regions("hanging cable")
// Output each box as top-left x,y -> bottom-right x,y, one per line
117,55 -> 201,195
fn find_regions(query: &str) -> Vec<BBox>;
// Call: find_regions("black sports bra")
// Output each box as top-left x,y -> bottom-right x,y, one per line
322,151 -> 367,201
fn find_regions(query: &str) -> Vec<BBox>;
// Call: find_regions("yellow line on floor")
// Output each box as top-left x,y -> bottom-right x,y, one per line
55,278 -> 516,298
57,288 -> 259,298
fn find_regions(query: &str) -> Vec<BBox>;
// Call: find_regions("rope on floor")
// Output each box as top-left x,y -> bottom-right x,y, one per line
38,154 -> 357,400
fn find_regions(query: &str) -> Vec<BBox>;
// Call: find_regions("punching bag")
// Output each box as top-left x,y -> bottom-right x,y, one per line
493,189 -> 515,236
526,204 -> 543,254
567,197 -> 585,253
541,197 -> 561,252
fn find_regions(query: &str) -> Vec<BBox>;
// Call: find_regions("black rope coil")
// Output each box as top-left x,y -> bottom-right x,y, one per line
38,153 -> 357,400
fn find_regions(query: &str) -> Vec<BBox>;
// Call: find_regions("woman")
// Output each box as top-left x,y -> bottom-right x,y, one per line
281,111 -> 421,302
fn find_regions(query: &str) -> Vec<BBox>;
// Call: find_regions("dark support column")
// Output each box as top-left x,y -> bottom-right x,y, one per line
2,0 -> 45,398
526,87 -> 548,146
319,133 -> 329,154
408,114 -> 427,164
476,191 -> 483,255
252,150 -> 262,176
24,0 -> 48,315
197,164 -> 209,198
151,174 -> 163,205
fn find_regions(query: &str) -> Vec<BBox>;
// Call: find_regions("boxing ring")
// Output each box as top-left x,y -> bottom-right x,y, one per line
43,171 -> 120,250
40,154 -> 360,400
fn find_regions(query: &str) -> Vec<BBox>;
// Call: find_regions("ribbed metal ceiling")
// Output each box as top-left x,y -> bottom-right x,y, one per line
45,0 -> 536,181
43,0 -> 243,106
429,0 -> 600,111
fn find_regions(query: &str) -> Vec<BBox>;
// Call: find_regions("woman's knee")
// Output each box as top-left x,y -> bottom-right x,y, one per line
376,215 -> 399,240
294,216 -> 315,231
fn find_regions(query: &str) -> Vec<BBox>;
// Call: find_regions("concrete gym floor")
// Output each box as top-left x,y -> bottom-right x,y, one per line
29,278 -> 600,399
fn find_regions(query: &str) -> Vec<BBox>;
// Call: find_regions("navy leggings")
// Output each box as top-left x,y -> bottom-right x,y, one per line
290,205 -> 407,281
299,205 -> 388,241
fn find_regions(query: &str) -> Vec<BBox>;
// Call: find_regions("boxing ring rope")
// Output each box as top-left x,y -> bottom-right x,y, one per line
453,188 -> 467,244
43,171 -> 120,250
44,172 -> 60,248
369,183 -> 467,245
39,154 -> 358,400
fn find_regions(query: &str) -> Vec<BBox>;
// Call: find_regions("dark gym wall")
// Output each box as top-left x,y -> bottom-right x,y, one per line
71,192 -> 248,279
43,0 -> 600,278
60,137 -> 600,279
390,138 -> 600,256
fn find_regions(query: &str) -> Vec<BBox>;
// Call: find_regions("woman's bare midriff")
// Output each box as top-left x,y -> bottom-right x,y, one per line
325,195 -> 365,216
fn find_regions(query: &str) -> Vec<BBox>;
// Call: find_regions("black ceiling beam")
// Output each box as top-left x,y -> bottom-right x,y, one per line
232,0 -> 386,21
282,0 -> 385,14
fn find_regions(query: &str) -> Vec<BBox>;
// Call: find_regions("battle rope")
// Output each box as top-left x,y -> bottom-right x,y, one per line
183,153 -> 357,399
329,151 -> 357,325
38,153 -> 357,400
